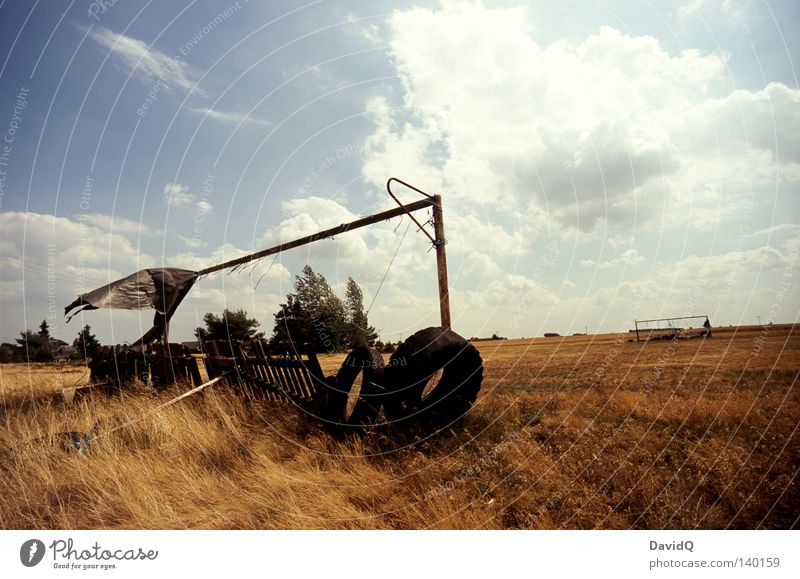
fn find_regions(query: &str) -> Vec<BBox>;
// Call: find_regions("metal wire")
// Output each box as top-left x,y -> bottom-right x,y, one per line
366,218 -> 412,317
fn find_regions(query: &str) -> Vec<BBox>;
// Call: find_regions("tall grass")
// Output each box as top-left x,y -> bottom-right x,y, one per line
1,327 -> 797,529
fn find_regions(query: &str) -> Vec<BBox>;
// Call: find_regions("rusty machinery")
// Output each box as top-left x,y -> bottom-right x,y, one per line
64,179 -> 484,431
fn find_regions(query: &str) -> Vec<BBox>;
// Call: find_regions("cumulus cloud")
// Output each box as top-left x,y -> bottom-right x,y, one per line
163,182 -> 193,206
0,211 -> 156,342
581,249 -> 645,269
258,196 -> 434,287
163,182 -> 213,214
196,200 -> 213,215
581,242 -> 799,327
0,212 -> 151,272
362,2 -> 798,235
607,235 -> 633,248
79,213 -> 157,236
176,234 -> 208,249
0,211 -> 294,344
461,250 -> 501,277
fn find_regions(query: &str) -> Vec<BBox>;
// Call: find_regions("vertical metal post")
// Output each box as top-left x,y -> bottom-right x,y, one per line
163,321 -> 170,354
431,194 -> 451,330
635,321 -> 640,342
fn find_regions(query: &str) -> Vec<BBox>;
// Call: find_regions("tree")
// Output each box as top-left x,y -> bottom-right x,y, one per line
271,294 -> 307,345
16,320 -> 53,362
195,309 -> 261,342
11,320 -> 71,362
38,319 -> 51,340
270,265 -> 352,351
294,265 -> 348,349
0,343 -> 18,363
345,277 -> 377,347
73,325 -> 102,361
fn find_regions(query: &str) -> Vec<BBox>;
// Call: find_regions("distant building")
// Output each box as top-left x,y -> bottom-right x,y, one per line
57,345 -> 77,358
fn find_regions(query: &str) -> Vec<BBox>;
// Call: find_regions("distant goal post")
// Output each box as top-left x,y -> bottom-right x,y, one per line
633,315 -> 712,342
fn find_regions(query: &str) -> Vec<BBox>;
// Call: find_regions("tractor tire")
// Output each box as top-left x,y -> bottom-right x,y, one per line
383,327 -> 483,426
327,347 -> 385,425
311,374 -> 342,424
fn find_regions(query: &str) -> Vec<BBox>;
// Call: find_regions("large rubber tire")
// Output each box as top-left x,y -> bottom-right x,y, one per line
312,374 -> 343,424
383,327 -> 483,426
324,347 -> 385,426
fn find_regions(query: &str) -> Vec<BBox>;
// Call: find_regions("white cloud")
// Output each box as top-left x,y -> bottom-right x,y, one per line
0,211 -> 151,271
448,271 -> 559,338
748,223 -> 800,238
79,213 -> 157,236
721,0 -> 753,27
447,213 -> 530,257
581,242 -> 798,325
176,234 -> 208,249
678,0 -> 753,27
0,211 -> 296,344
187,106 -> 271,127
581,248 -> 645,269
461,250 -> 501,277
163,182 -> 213,214
0,212 -> 155,342
607,235 -> 633,248
346,13 -> 382,43
363,2 -> 798,236
681,83 -> 800,167
89,27 -> 200,93
677,0 -> 712,22
258,196 -> 428,286
163,182 -> 193,206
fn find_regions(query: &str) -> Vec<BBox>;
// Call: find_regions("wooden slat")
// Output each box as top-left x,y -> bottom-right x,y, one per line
252,360 -> 282,402
291,366 -> 309,399
302,350 -> 323,396
204,343 -> 328,407
262,359 -> 284,396
290,362 -> 312,400
278,362 -> 301,398
253,361 -> 279,403
285,362 -> 306,399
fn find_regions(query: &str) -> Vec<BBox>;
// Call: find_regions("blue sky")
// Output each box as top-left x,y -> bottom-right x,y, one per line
0,0 -> 798,345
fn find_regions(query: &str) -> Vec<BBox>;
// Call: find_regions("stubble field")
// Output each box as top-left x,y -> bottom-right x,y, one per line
1,324 -> 797,529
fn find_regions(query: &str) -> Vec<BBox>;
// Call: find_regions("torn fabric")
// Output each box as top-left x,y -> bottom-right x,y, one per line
64,268 -> 198,345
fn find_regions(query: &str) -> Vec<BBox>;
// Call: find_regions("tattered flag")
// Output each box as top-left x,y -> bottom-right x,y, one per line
64,268 -> 198,345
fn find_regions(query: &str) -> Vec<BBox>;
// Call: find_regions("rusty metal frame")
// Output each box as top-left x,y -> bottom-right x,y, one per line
197,178 -> 452,329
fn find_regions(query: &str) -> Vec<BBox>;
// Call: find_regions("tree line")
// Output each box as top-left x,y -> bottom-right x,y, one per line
1,266 -> 384,363
0,320 -> 101,363
196,265 -> 385,352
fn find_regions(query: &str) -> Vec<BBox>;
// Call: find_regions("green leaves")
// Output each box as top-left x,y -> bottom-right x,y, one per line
270,267 -> 377,351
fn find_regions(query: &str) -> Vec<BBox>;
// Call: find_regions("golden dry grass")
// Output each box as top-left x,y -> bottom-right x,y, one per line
0,362 -> 90,401
1,324 -> 798,529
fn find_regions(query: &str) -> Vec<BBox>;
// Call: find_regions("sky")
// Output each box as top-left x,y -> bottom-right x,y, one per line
0,0 -> 798,346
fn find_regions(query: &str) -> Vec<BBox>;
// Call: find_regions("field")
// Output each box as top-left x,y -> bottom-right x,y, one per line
1,324 -> 798,529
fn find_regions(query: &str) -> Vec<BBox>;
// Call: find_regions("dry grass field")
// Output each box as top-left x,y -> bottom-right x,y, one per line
1,324 -> 797,529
